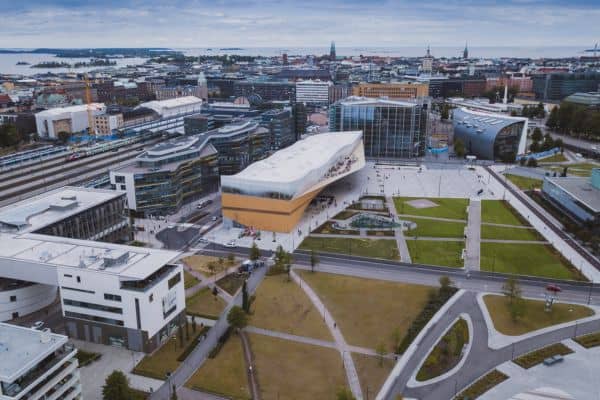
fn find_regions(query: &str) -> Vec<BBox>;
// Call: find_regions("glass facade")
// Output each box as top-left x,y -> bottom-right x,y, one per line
329,100 -> 428,159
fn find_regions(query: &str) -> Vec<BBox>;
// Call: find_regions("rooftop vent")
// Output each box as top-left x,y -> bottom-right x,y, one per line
40,328 -> 51,344
101,251 -> 130,269
60,195 -> 77,201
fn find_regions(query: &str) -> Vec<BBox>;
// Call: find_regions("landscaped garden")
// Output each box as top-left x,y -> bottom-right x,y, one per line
483,294 -> 594,336
480,243 -> 584,280
186,287 -> 227,319
455,369 -> 508,400
406,240 -> 464,268
185,334 -> 251,400
250,275 -> 331,340
249,333 -> 348,400
216,273 -> 247,295
298,271 -> 432,350
299,237 -> 400,260
574,331 -> 600,348
394,197 -> 469,220
481,200 -> 529,226
403,217 -> 466,238
513,343 -> 573,369
416,318 -> 469,381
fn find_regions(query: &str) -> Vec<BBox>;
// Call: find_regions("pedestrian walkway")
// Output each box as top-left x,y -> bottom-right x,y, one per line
291,270 -> 364,400
465,199 -> 481,270
240,331 -> 261,400
387,197 -> 412,263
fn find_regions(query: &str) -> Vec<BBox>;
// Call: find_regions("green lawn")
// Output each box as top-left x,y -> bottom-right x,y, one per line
185,335 -> 251,400
186,288 -> 227,319
404,217 -> 466,239
480,243 -> 583,280
184,270 -> 200,289
406,240 -> 464,268
545,162 -> 599,177
134,329 -> 199,380
298,271 -> 432,350
484,295 -> 594,336
393,197 -> 469,220
504,174 -> 543,190
481,225 -> 543,241
539,153 -> 568,163
299,237 -> 400,260
481,200 -> 529,226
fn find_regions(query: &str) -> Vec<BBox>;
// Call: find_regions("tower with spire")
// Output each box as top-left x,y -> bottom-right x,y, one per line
422,45 -> 433,74
463,42 -> 469,60
330,41 -> 336,61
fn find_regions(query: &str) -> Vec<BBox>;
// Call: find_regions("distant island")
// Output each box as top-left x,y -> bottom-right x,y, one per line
16,61 -> 30,65
31,58 -> 117,69
0,48 -> 179,58
220,48 -> 243,50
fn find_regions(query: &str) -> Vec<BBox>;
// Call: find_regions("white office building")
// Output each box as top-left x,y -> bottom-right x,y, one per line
0,323 -> 81,400
295,80 -> 332,105
35,103 -> 106,139
0,187 -> 185,353
138,96 -> 203,118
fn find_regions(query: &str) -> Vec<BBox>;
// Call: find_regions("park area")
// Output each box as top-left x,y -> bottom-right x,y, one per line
483,295 -> 594,336
403,217 -> 466,238
406,240 -> 464,268
394,197 -> 469,220
352,353 -> 395,398
250,274 -> 331,340
504,174 -> 542,190
186,288 -> 227,319
298,270 -> 432,350
299,236 -> 400,260
480,243 -> 583,280
481,200 -> 529,226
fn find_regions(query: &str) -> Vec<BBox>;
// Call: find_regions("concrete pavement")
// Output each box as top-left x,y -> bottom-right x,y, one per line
465,198 -> 481,271
387,196 -> 412,263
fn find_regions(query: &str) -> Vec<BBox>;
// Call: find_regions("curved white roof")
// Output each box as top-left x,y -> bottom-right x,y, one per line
221,131 -> 363,198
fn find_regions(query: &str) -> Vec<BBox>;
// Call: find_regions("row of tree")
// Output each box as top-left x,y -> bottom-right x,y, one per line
529,127 -> 563,153
0,123 -> 25,148
546,102 -> 600,140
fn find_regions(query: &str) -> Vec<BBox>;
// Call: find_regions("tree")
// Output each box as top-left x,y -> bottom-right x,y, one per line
546,106 -> 559,130
57,130 -> 71,144
102,370 -> 131,400
440,103 -> 450,120
310,250 -> 319,273
171,384 -> 178,400
439,276 -> 453,295
249,242 -> 260,261
191,315 -> 197,333
227,305 -> 248,330
376,342 -> 386,366
336,388 -> 356,400
531,127 -> 543,142
454,138 -> 466,158
502,278 -> 524,322
0,123 -> 21,148
242,280 -> 250,313
526,157 -> 538,168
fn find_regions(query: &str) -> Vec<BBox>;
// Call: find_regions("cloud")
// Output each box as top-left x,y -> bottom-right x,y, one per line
0,0 -> 598,48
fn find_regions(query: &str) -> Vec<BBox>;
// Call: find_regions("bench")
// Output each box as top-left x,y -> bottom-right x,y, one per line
543,355 -> 564,366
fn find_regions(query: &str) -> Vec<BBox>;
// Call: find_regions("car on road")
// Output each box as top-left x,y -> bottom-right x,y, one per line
167,224 -> 175,229
198,237 -> 209,244
239,259 -> 265,273
224,240 -> 236,248
31,321 -> 44,330
211,216 -> 218,222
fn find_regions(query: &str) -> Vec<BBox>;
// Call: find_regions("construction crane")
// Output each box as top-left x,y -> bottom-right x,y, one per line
83,73 -> 95,136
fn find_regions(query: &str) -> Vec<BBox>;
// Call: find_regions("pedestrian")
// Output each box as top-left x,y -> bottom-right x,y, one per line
334,322 -> 336,329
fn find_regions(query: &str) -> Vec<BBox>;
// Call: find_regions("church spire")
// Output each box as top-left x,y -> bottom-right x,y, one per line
463,42 -> 469,59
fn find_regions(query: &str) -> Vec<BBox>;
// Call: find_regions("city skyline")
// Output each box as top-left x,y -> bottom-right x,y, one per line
1,0 -> 599,48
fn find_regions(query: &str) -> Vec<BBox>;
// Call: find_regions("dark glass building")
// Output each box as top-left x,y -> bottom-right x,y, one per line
329,97 -> 429,159
533,72 -> 600,101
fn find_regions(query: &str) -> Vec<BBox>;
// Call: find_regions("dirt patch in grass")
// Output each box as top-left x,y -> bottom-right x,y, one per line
250,275 -> 331,340
483,295 -> 594,336
298,271 -> 432,350
185,334 -> 251,400
249,333 -> 347,400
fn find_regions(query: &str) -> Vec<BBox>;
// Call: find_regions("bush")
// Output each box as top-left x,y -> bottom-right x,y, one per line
176,326 -> 210,362
208,327 -> 232,359
513,343 -> 573,369
454,369 -> 508,400
526,158 -> 538,167
574,331 -> 600,348
75,350 -> 101,367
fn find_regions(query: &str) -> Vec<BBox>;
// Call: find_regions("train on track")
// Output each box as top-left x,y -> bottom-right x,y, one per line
65,132 -> 158,162
0,145 -> 68,169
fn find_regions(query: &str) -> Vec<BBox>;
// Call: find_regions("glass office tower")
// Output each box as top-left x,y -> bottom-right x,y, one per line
329,97 -> 428,159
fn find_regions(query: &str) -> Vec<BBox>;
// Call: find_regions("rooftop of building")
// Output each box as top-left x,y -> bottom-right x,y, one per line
35,103 -> 105,117
221,131 -> 362,193
563,92 -> 600,106
545,174 -> 600,213
138,96 -> 202,111
0,187 -> 124,233
0,231 -> 179,279
454,107 -> 528,126
0,322 -> 68,382
335,96 -> 419,107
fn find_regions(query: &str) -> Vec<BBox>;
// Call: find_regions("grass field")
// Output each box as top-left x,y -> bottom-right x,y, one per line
481,200 -> 529,226
545,162 -> 599,177
406,240 -> 464,268
298,271 -> 432,349
539,153 -> 568,163
504,174 -> 543,190
481,225 -> 543,241
417,318 -> 468,381
352,353 -> 395,399
186,288 -> 227,319
299,237 -> 400,260
483,295 -> 594,336
250,333 -> 347,400
184,270 -> 200,289
404,217 -> 466,238
250,275 -> 331,340
134,330 -> 197,380
185,335 -> 250,400
394,197 -> 468,220
216,273 -> 247,295
183,255 -> 234,275
480,243 -> 582,280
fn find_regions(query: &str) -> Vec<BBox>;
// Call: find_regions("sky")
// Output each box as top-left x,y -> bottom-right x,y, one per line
1,0 -> 599,48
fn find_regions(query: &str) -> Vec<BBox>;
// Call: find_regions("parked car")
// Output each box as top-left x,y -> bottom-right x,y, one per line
224,240 -> 236,248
